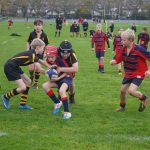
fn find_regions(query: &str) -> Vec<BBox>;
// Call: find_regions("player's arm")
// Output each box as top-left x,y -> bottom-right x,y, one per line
145,61 -> 150,77
110,49 -> 123,65
27,33 -> 32,50
106,35 -> 110,49
113,40 -> 116,51
38,59 -> 54,69
27,43 -> 30,50
137,34 -> 140,44
57,62 -> 78,73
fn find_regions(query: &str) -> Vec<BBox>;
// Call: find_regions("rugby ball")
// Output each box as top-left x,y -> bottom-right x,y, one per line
47,69 -> 58,79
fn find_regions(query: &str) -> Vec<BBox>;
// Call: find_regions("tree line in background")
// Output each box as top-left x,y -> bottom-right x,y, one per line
0,0 -> 150,20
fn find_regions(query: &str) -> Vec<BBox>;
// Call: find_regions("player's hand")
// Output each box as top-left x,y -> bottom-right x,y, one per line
110,60 -> 117,65
145,70 -> 150,78
91,48 -> 94,51
56,67 -> 62,74
50,77 -> 60,82
50,65 -> 58,69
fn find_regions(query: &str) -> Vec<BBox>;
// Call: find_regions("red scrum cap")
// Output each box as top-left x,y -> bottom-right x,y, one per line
46,45 -> 58,57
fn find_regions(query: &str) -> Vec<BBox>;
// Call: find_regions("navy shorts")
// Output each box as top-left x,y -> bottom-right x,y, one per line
4,61 -> 24,81
122,77 -> 143,86
96,51 -> 105,58
56,77 -> 73,90
83,27 -> 88,32
141,45 -> 148,50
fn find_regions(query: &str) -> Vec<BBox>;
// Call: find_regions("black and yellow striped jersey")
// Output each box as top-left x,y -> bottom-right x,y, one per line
66,52 -> 78,67
8,49 -> 40,66
27,30 -> 49,46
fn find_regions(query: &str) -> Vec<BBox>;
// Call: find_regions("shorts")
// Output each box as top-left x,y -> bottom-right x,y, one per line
96,51 -> 105,58
141,45 -> 148,50
4,61 -> 24,81
56,77 -> 73,90
56,24 -> 62,30
83,27 -> 88,32
70,27 -> 74,32
122,77 -> 143,86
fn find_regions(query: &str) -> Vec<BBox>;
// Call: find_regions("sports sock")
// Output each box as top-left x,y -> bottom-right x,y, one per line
20,86 -> 30,105
47,90 -> 60,104
61,97 -> 69,112
4,88 -> 19,99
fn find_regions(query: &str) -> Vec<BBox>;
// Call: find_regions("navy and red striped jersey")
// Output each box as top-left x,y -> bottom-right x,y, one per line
114,44 -> 150,79
137,33 -> 150,47
113,35 -> 123,55
92,31 -> 109,51
46,52 -> 77,78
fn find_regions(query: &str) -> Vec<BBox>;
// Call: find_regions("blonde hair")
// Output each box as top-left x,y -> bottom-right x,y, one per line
31,38 -> 45,49
96,23 -> 102,29
121,29 -> 135,41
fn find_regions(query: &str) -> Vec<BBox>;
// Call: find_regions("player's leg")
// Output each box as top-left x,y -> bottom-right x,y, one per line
42,81 -> 62,114
96,51 -> 100,71
69,80 -> 75,104
2,79 -> 27,109
116,82 -> 130,112
19,73 -> 32,109
99,50 -> 105,73
2,64 -> 27,109
128,78 -> 148,112
58,28 -> 61,37
33,63 -> 41,89
59,83 -> 71,119
118,63 -> 122,75
28,64 -> 35,82
55,26 -> 58,37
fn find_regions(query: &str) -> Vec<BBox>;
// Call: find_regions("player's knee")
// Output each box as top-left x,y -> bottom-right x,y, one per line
59,89 -> 65,96
128,89 -> 135,96
20,85 -> 27,92
42,83 -> 47,90
120,89 -> 126,95
28,79 -> 32,86
100,57 -> 104,61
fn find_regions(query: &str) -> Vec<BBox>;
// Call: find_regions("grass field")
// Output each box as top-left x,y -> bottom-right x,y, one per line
0,20 -> 150,150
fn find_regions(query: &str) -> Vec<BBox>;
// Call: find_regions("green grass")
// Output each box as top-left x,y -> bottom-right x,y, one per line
0,20 -> 150,150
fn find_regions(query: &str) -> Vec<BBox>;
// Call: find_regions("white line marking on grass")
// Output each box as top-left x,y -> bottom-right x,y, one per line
1,41 -> 7,45
106,134 -> 150,141
10,38 -> 15,41
0,132 -> 8,137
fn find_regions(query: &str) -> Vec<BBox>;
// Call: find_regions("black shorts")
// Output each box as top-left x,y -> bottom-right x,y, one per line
56,24 -> 62,30
83,27 -> 88,32
4,61 -> 24,81
56,77 -> 72,90
122,77 -> 143,86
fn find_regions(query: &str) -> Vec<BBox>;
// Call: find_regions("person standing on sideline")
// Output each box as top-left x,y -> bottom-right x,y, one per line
55,15 -> 63,37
